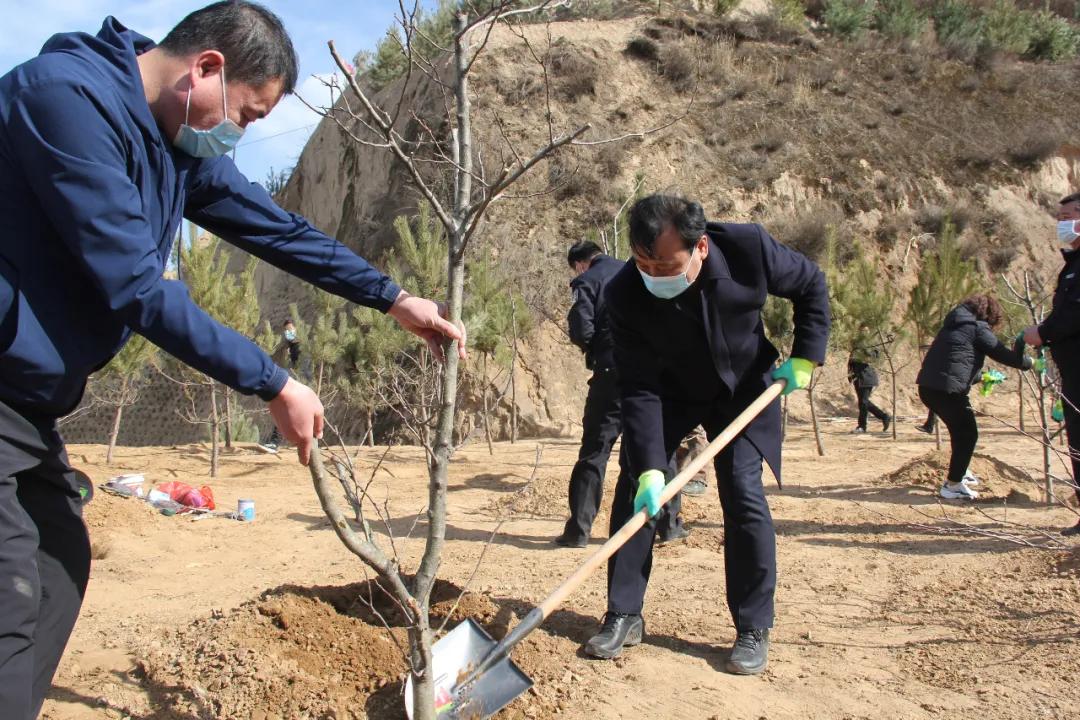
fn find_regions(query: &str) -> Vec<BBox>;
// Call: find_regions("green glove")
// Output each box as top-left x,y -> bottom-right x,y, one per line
1033,357 -> 1047,374
979,369 -> 1006,397
1053,398 -> 1065,423
772,357 -> 815,396
633,469 -> 665,518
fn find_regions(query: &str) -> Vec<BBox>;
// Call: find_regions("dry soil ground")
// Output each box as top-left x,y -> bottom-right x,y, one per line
40,416 -> 1080,720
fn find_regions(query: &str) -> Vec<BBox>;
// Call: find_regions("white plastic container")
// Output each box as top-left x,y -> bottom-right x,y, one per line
237,499 -> 255,522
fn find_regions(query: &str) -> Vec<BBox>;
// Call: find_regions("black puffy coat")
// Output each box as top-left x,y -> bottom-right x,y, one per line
847,359 -> 879,388
916,305 -> 1031,394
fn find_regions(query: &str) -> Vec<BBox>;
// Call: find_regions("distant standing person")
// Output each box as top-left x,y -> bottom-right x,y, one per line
556,241 -> 686,548
847,339 -> 891,434
1022,193 -> 1080,536
259,319 -> 302,454
917,295 -> 1032,500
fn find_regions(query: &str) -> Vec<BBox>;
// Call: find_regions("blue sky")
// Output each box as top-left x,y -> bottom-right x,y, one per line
0,0 -> 408,184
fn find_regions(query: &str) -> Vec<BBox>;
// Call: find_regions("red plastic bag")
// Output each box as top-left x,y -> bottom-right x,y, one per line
156,481 -> 215,510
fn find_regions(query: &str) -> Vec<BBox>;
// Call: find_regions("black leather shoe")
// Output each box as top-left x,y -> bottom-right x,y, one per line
915,423 -> 934,435
656,525 -> 691,545
584,612 -> 643,659
1062,521 -> 1080,537
726,628 -> 769,675
882,415 -> 892,433
554,532 -> 588,548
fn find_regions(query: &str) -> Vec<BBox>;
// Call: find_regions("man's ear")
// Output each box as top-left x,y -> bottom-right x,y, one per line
697,234 -> 709,259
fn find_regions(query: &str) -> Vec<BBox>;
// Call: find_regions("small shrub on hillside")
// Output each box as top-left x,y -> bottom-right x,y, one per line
874,211 -> 913,251
772,204 -> 846,262
1025,10 -> 1080,60
933,0 -> 987,61
626,36 -> 661,61
660,42 -> 696,91
915,204 -> 976,235
1007,129 -> 1063,167
874,0 -> 929,42
714,0 -> 741,16
773,0 -> 810,29
550,42 -> 598,101
983,0 -> 1036,54
595,142 -> 626,180
823,0 -> 874,38
987,245 -> 1020,273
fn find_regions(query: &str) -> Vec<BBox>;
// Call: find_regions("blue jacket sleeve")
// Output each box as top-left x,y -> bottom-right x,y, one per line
759,227 -> 830,364
7,80 -> 288,400
183,157 -> 402,312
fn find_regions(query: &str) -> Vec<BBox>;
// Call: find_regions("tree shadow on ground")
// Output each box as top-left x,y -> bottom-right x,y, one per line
47,669 -> 208,720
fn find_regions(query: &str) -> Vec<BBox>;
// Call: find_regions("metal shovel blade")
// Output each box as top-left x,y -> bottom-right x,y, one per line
404,619 -> 533,720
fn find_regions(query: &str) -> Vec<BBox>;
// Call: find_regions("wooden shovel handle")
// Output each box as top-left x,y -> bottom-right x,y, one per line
536,381 -> 785,619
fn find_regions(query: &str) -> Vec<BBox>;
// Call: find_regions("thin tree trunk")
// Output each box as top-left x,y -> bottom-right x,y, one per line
224,387 -> 233,450
781,394 -> 788,441
1037,379 -> 1053,503
934,420 -> 942,451
210,383 -> 220,478
408,14 -> 471,717
365,408 -> 375,447
317,361 -> 325,397
510,293 -> 519,444
106,377 -> 128,465
878,334 -> 898,441
808,384 -> 825,457
1018,379 -> 1025,432
482,353 -> 494,455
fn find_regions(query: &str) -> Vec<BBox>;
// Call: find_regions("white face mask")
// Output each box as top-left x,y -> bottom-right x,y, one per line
638,250 -> 696,300
173,67 -> 244,158
1057,220 -> 1079,245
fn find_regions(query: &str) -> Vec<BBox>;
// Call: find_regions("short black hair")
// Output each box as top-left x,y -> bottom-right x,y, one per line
627,194 -> 706,258
1060,192 -> 1080,206
159,1 -> 299,95
567,240 -> 602,267
282,319 -> 295,328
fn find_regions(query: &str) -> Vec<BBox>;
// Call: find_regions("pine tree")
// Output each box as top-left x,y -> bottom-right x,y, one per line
95,334 -> 158,464
905,221 -> 982,350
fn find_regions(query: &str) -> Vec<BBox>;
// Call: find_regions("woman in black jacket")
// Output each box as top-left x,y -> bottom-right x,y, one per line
916,295 -> 1032,500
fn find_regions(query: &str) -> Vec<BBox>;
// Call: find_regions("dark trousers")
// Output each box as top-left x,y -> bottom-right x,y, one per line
564,368 -> 681,541
921,409 -> 937,431
854,386 -> 888,429
607,410 -> 775,631
1060,381 -> 1080,503
0,401 -> 90,719
919,386 -> 977,484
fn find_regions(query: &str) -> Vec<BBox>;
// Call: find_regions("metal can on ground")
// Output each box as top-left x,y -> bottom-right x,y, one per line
237,498 -> 255,522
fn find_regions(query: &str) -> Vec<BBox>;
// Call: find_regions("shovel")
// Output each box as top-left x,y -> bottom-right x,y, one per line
407,380 -> 786,719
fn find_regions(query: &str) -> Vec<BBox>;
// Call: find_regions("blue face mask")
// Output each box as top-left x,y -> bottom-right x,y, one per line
173,67 -> 245,158
284,329 -> 297,342
638,250 -> 696,300
1057,220 -> 1078,245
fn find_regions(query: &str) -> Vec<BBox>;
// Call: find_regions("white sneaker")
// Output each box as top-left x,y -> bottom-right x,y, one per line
962,469 -> 980,486
940,480 -> 978,500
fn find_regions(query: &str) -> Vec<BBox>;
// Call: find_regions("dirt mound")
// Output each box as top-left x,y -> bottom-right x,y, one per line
84,490 -> 163,534
882,451 -> 1040,502
136,579 -> 571,720
480,473 -> 615,526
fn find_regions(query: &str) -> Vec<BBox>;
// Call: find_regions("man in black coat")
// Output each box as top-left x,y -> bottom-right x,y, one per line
1024,192 -> 1080,536
583,195 -> 830,674
557,241 -> 685,547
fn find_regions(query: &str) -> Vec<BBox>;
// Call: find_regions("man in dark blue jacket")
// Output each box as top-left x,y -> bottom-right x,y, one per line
0,3 -> 462,716
557,241 -> 685,547
583,195 -> 829,675
1024,192 -> 1080,536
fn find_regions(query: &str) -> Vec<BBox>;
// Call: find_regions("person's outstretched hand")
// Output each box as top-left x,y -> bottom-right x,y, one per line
388,291 -> 467,362
268,377 -> 324,465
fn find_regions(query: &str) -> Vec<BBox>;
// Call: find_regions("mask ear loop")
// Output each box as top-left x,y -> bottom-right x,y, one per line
220,66 -> 238,162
